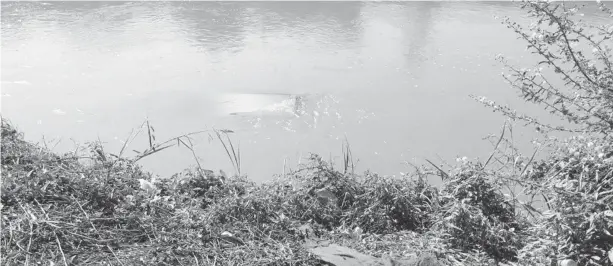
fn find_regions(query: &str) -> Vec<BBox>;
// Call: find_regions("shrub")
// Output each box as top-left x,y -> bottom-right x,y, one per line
472,1 -> 613,265
474,0 -> 613,136
517,135 -> 613,265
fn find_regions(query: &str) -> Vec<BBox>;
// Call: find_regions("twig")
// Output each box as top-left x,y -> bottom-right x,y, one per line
70,138 -> 82,158
425,159 -> 450,181
484,121 -> 507,169
117,128 -> 136,159
17,203 -> 34,266
434,153 -> 454,169
41,135 -> 50,150
26,220 -> 32,266
193,253 -> 200,266
178,137 -> 204,173
520,145 -> 541,177
32,199 -> 67,266
146,119 -> 154,150
225,133 -> 241,175
72,196 -> 97,232
172,253 -> 185,266
132,129 -> 210,163
54,232 -> 69,266
107,245 -> 125,266
132,144 -> 173,163
214,129 -> 240,175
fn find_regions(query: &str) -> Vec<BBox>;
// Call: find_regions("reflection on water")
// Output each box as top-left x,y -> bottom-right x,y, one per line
170,2 -> 248,54
166,2 -> 363,54
1,1 -> 610,182
403,2 -> 440,69
250,2 -> 363,46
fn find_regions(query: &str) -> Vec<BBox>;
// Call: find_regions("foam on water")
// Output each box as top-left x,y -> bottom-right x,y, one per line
219,93 -> 309,117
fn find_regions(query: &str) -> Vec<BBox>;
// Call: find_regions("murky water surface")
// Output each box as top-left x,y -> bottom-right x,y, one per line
1,2 -> 609,182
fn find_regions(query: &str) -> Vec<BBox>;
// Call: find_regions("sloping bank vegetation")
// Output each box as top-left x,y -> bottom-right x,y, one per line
2,1 -> 612,265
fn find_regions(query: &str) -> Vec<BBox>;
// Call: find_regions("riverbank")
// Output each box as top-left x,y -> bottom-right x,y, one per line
1,118 -> 612,266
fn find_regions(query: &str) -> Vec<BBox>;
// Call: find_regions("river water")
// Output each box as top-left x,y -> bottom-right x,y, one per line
1,1 -> 609,182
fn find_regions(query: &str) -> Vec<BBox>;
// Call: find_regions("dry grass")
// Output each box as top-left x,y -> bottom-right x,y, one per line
2,117 -> 611,266
0,119 -> 435,265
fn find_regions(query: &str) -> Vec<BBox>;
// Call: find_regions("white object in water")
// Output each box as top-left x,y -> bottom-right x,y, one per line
608,247 -> 613,264
219,93 -> 308,117
1,80 -> 31,85
52,109 -> 66,115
